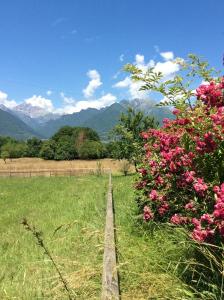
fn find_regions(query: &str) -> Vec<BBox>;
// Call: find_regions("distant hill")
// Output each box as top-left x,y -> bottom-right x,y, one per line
120,98 -> 174,124
34,99 -> 172,140
0,109 -> 41,140
83,103 -> 126,140
37,107 -> 100,138
2,98 -> 173,140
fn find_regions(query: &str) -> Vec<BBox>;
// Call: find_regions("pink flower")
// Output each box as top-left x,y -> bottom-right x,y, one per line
213,185 -> 220,193
185,201 -> 196,211
138,168 -> 147,176
169,161 -> 177,172
192,228 -> 213,242
149,189 -> 158,201
213,202 -> 224,218
176,118 -> 191,126
196,80 -> 224,107
163,118 -> 171,125
172,108 -> 181,115
143,206 -> 154,221
141,132 -> 149,139
170,214 -> 188,225
201,213 -> 213,224
193,178 -> 208,196
149,160 -> 157,167
195,132 -> 217,154
184,171 -> 195,184
155,175 -> 164,186
192,218 -> 200,227
158,202 -> 169,216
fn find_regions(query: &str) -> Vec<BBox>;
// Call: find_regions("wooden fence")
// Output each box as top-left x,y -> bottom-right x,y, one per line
0,168 -> 111,177
102,172 -> 120,299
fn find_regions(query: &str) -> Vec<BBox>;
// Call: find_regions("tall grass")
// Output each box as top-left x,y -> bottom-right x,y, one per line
113,175 -> 196,299
113,175 -> 224,299
1,174 -> 221,299
0,176 -> 107,299
177,240 -> 224,300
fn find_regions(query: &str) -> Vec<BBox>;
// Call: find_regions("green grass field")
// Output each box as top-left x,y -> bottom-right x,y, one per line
113,175 -> 194,300
0,174 -> 196,300
0,176 -> 108,299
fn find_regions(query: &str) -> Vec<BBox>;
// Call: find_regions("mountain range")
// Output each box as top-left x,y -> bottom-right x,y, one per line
0,99 -> 173,140
0,107 -> 41,140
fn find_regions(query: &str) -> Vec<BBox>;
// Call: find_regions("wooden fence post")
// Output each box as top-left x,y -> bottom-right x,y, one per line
102,172 -> 120,300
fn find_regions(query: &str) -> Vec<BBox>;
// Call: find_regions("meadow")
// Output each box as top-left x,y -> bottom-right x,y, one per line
0,176 -> 108,299
113,176 -> 195,300
0,158 -> 134,174
0,173 -> 196,299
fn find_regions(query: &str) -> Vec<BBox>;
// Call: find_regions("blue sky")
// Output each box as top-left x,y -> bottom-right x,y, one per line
0,0 -> 223,114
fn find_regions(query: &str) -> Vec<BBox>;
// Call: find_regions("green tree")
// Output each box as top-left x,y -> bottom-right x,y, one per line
0,136 -> 12,149
26,138 -> 43,157
40,140 -> 56,160
1,141 -> 27,158
111,107 -> 158,170
1,150 -> 9,163
38,126 -> 102,161
78,140 -> 105,159
54,137 -> 77,160
52,126 -> 74,142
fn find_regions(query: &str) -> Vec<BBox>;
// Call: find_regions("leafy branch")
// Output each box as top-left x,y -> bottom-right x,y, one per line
124,54 -> 221,109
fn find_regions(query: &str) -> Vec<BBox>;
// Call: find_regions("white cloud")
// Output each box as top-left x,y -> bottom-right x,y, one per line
60,92 -> 75,104
0,90 -> 17,109
113,54 -> 155,99
160,51 -> 174,61
113,76 -> 148,99
154,60 -> 179,77
134,54 -> 155,73
25,95 -> 54,112
119,54 -> 124,62
46,90 -> 52,96
56,93 -> 117,114
113,52 -> 180,99
83,69 -> 102,98
135,54 -> 144,64
114,76 -> 131,88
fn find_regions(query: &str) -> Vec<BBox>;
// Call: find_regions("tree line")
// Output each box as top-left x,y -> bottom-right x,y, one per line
0,126 -> 107,162
0,109 -> 158,163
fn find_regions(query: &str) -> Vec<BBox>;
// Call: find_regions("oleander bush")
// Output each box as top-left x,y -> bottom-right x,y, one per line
127,55 -> 224,245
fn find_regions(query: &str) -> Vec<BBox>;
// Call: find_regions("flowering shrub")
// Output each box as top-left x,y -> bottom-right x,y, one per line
135,76 -> 224,244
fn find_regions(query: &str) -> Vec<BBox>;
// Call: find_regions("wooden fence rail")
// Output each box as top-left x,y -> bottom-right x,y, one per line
102,172 -> 120,300
0,168 -> 111,177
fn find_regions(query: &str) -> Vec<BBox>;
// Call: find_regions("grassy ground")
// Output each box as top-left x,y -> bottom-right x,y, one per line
0,176 -> 108,299
0,174 -> 199,299
113,175 -> 194,300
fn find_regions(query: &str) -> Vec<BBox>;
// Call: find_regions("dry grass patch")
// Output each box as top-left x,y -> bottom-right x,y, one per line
0,157 -> 135,175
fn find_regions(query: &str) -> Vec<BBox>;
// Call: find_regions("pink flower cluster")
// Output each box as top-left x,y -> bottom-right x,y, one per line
170,214 -> 188,225
191,186 -> 224,242
137,77 -> 224,245
192,216 -> 214,242
193,178 -> 208,197
195,132 -> 217,154
196,78 -> 224,107
211,107 -> 224,128
143,206 -> 154,221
